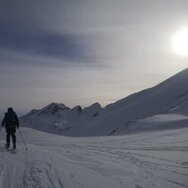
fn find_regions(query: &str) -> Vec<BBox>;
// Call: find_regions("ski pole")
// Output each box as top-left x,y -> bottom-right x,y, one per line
18,128 -> 28,151
0,126 -> 2,136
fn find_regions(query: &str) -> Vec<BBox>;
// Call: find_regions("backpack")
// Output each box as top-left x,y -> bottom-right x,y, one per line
5,112 -> 18,128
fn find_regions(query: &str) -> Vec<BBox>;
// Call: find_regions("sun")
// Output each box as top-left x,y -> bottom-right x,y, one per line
172,28 -> 188,56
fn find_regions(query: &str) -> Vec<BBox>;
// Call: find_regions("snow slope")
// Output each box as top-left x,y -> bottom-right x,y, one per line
115,114 -> 188,135
0,127 -> 188,188
74,68 -> 188,136
21,68 -> 188,136
21,102 -> 102,135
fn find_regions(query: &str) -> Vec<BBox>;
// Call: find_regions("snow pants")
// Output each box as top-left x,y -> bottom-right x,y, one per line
6,127 -> 16,147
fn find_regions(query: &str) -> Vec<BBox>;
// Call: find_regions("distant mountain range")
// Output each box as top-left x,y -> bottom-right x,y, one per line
21,102 -> 102,136
21,68 -> 188,136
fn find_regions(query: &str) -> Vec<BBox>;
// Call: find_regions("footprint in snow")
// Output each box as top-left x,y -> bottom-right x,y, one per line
181,161 -> 188,166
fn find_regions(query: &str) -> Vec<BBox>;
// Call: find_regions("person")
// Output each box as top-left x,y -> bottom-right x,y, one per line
1,107 -> 19,150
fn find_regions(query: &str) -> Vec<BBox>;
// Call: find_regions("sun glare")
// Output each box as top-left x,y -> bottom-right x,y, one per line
172,28 -> 188,56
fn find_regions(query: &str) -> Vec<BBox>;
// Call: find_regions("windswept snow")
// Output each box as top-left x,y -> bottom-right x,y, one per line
114,114 -> 188,135
0,127 -> 188,188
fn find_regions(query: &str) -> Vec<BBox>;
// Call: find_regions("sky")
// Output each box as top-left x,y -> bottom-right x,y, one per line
0,0 -> 188,115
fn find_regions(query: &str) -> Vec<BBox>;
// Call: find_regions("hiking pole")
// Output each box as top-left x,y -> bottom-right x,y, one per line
18,128 -> 28,151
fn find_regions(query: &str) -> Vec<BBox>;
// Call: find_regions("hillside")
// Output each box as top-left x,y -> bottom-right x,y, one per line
21,102 -> 102,135
21,68 -> 188,136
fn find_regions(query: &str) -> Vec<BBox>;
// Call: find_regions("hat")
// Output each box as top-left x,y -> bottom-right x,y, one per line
7,107 -> 13,112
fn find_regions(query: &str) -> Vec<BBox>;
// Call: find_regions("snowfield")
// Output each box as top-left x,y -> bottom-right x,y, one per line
0,127 -> 188,188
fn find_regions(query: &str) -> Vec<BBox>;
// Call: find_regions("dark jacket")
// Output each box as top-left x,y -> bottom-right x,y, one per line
1,111 -> 19,128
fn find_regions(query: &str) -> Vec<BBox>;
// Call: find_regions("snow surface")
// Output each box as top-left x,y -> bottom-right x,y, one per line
0,126 -> 188,188
114,113 -> 188,135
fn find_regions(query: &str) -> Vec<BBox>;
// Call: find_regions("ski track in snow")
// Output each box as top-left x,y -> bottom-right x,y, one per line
0,127 -> 188,188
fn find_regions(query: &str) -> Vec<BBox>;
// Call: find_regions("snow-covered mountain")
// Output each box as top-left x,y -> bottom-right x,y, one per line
21,68 -> 188,136
21,102 -> 102,135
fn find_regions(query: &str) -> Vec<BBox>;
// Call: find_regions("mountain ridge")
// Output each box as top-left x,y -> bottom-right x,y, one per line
21,68 -> 188,136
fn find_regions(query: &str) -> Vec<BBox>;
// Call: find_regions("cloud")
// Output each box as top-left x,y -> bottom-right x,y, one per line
1,0 -> 188,67
0,30 -> 95,64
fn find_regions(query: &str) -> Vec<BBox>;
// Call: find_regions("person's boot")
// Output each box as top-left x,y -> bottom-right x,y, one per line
5,143 -> 10,149
13,143 -> 16,150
